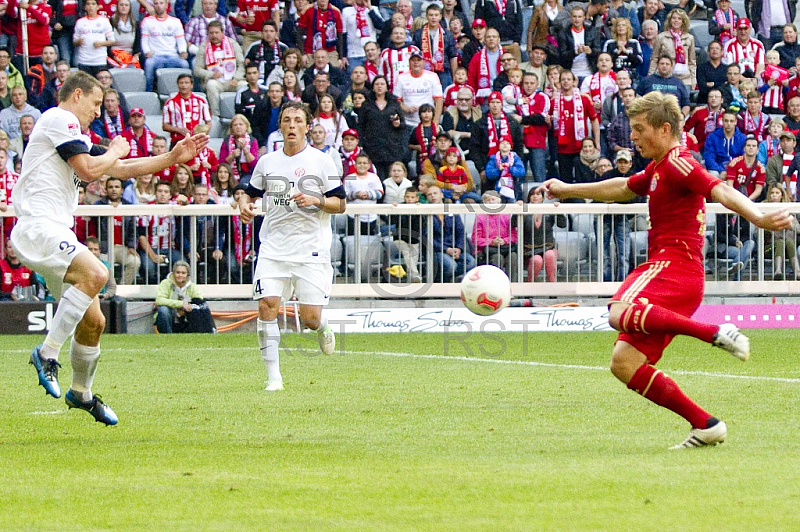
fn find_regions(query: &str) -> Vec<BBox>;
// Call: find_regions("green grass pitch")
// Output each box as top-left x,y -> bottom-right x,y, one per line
2,329 -> 800,530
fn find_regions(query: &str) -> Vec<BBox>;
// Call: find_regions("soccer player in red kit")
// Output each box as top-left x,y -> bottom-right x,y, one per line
538,91 -> 794,449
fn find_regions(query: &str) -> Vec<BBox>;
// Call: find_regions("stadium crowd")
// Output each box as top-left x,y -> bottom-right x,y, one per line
1,0 -> 800,287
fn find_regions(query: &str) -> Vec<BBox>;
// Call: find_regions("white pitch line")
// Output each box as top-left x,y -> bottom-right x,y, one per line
29,410 -> 66,416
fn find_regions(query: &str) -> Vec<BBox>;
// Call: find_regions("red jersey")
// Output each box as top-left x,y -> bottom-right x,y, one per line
297,6 -> 343,54
725,155 -> 766,197
786,75 -> 800,111
96,0 -> 116,18
627,146 -> 721,261
191,147 -> 219,188
438,165 -> 470,187
8,0 -> 52,56
0,259 -> 32,293
0,168 -> 18,205
138,210 -> 175,250
443,82 -> 472,108
517,91 -> 550,149
234,0 -> 277,32
553,93 -> 597,154
154,165 -> 176,182
121,127 -> 157,159
683,106 -> 723,151
163,93 -> 211,146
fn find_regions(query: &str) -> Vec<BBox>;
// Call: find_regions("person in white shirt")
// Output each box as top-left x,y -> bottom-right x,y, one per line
141,0 -> 190,91
237,101 -> 346,392
12,71 -> 207,425
393,49 -> 443,131
73,0 -> 115,77
340,0 -> 384,74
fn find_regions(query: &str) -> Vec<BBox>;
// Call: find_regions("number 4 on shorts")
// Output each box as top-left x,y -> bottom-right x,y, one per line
254,279 -> 263,296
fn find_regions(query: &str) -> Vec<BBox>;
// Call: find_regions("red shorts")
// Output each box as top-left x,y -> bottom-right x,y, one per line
610,258 -> 705,364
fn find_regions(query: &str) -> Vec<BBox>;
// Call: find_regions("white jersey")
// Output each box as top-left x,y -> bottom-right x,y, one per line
140,15 -> 188,56
73,15 -> 115,66
393,70 -> 443,127
249,144 -> 341,263
11,107 -> 92,227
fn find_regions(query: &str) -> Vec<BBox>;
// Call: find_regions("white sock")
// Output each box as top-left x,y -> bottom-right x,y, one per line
70,339 -> 100,402
257,319 -> 281,382
41,286 -> 94,360
316,315 -> 328,332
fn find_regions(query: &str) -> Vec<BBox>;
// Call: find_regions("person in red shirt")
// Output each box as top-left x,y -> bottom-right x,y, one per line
0,147 -> 19,240
296,0 -> 344,68
162,73 -> 211,147
517,71 -> 550,182
539,91 -> 794,450
152,136 -> 176,181
234,0 -> 280,54
551,69 -> 599,184
683,88 -> 724,152
121,108 -> 156,159
726,135 -> 766,201
7,0 -> 52,69
0,237 -> 33,299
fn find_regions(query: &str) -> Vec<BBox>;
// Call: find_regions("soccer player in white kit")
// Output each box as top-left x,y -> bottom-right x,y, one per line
11,71 -> 208,425
237,101 -> 346,392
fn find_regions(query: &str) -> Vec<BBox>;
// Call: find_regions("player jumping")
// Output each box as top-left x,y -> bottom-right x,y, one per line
538,91 -> 793,449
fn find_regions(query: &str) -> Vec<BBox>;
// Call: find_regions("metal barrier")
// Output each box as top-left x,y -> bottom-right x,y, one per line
3,201 -> 800,299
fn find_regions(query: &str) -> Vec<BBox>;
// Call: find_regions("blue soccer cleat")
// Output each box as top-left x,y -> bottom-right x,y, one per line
30,345 -> 62,398
65,390 -> 118,426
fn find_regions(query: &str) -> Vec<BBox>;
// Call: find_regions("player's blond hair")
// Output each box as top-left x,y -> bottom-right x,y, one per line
626,91 -> 683,140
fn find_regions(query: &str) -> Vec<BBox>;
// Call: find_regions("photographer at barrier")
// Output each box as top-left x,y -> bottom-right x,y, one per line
154,260 -> 216,333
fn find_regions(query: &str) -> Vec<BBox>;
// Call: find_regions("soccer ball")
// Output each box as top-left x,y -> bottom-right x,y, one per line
460,265 -> 512,316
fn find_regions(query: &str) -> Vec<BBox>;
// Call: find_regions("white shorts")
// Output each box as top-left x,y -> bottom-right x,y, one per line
10,218 -> 87,300
252,258 -> 333,306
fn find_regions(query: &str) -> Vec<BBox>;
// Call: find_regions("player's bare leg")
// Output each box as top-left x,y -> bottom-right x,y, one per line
298,304 -> 335,356
258,297 -> 284,391
608,302 -> 726,449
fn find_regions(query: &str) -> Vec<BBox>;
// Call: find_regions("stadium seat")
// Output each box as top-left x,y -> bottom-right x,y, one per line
331,234 -> 343,276
219,92 -> 237,130
156,68 -> 193,102
208,117 -> 224,138
123,92 -> 161,117
554,230 -> 589,281
207,137 -> 224,154
145,116 -> 166,139
343,235 -> 384,283
110,68 -> 145,93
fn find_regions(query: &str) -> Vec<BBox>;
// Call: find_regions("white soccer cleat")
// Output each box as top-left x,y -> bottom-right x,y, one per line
317,325 -> 335,356
265,379 -> 284,392
669,420 -> 727,450
713,323 -> 750,361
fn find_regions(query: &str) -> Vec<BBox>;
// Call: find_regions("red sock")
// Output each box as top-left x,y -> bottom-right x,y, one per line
627,364 -> 712,428
619,302 -> 718,343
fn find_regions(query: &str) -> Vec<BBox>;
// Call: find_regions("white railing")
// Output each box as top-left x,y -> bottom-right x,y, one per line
3,201 -> 800,299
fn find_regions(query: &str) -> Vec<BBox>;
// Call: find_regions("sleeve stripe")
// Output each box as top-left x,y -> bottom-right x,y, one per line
56,140 -> 90,163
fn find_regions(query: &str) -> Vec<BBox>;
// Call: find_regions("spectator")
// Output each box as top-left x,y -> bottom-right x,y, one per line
279,0 -> 309,49
120,108 -> 156,159
309,122 -> 344,176
342,65 -> 370,114
601,69 -> 630,135
234,0 -> 281,54
219,114 -> 259,184
516,72 -> 550,182
138,181 -> 185,284
312,93 -> 348,149
697,41 -> 727,106
338,128 -> 365,177
354,75 -> 406,180
474,0 -> 524,63
109,0 -> 143,68
527,0 -> 563,53
763,184 -> 800,280
519,44 -> 548,92
140,0 -> 190,92
708,0 -> 738,49
91,89 -> 127,140
50,0 -> 80,66
637,19 -> 658,80
684,88 -> 724,153
7,0 -> 51,73
0,86 -> 41,140
704,110 -> 746,179
580,52 -> 617,154
726,135 -> 766,202
607,0 -> 639,37
152,136 -> 177,182
637,55 -> 690,117
344,152 -> 384,235
388,186 -> 423,282
467,27 -> 503,103
296,0 -> 344,67
774,24 -> 800,71
413,4 -> 458,88
91,177 -> 141,285
8,114 -> 33,158
759,50 -> 789,114
244,20 -> 287,88
394,50 -> 443,131
73,0 -> 115,77
724,18 -> 765,79
210,163 -> 237,203
470,90 -> 524,184
194,21 -> 247,117
35,60 -> 70,112
758,119 -> 784,166
649,9 -> 695,91
737,91 -> 771,142
155,260 -> 215,333
95,69 -> 130,113
185,184 -> 230,284
251,81 -> 285,147
441,86 -> 481,154
425,185 -> 476,282
472,190 -> 519,280
170,164 -> 195,205
485,136 -> 525,202
436,145 -> 480,203
341,0 -> 384,73
606,86 -> 637,155
766,131 -> 796,197
573,137 -> 602,184
461,18 -> 487,71
715,198 -> 755,281
493,52 -> 519,93
719,62 -> 746,109
302,70 -> 344,114
442,0 -> 469,39
552,70 -> 599,184
0,71 -> 10,110
638,0 -> 666,34
0,47 -> 23,90
0,238 -> 34,300
598,148 -> 637,282
603,17 -> 643,79
379,24 -> 420,91
122,173 -> 157,205
162,73 -> 211,147
420,130 -> 453,176
783,96 -> 800,134
751,0 -> 795,50
0,147 -> 18,240
85,237 -> 118,300
514,187 -> 564,282
235,64 -> 267,123
383,160 -> 413,204
283,71 -> 303,102
408,103 -> 439,172
363,40 -> 381,82
265,47 -> 306,90
185,0 -> 238,59
557,6 -> 603,82
25,44 -> 57,107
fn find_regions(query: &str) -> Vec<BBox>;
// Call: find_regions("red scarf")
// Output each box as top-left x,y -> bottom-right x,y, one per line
475,46 -> 503,95
313,8 -> 338,51
705,109 -> 723,136
127,127 -> 154,157
341,146 -> 361,176
742,111 -> 766,140
205,37 -> 237,80
493,0 -> 507,16
232,215 -> 252,263
494,151 -> 516,200
365,61 -> 378,82
258,40 -> 282,67
714,8 -> 736,45
421,25 -> 445,72
517,91 -> 544,135
553,88 -> 586,140
588,71 -> 616,103
228,134 -> 252,180
486,113 -> 510,156
414,122 -> 439,162
670,29 -> 685,65
355,5 -> 371,38
103,107 -> 124,138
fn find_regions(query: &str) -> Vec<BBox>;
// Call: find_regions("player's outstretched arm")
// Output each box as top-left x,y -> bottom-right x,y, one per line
537,177 -> 637,203
710,181 -> 794,231
69,135 -> 131,182
108,134 -> 210,179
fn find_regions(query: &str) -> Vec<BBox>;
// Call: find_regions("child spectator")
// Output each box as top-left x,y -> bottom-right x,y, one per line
436,146 -> 480,203
408,103 -> 438,171
485,136 -> 525,202
344,153 -> 384,235
760,50 -> 790,115
501,68 -> 523,116
416,174 -> 436,203
443,66 -> 471,108
189,123 -> 219,188
472,190 -> 519,280
383,161 -> 413,204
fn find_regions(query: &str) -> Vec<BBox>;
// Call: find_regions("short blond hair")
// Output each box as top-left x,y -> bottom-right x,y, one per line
626,91 -> 683,140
